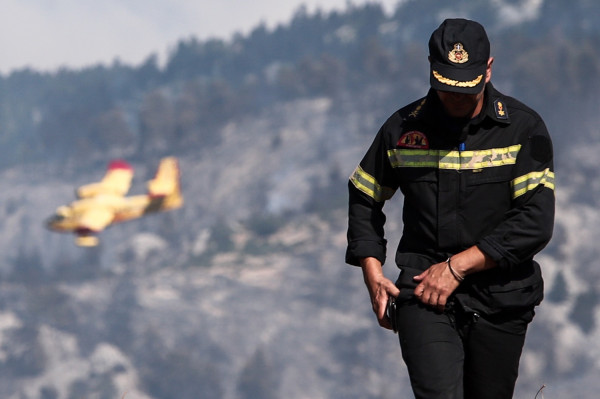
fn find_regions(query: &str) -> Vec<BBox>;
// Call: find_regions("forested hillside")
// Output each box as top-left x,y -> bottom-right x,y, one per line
1,0 -> 599,398
1,0 -> 598,169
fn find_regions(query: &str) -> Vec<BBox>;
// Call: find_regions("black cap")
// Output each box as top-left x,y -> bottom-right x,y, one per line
429,19 -> 490,94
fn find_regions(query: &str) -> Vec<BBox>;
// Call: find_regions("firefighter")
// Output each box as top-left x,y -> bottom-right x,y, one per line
346,18 -> 555,399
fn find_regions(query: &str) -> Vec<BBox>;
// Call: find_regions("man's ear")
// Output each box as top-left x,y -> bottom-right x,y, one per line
485,57 -> 494,83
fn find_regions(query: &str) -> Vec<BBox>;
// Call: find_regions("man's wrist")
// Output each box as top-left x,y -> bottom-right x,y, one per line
360,257 -> 384,283
448,246 -> 497,277
446,257 -> 464,282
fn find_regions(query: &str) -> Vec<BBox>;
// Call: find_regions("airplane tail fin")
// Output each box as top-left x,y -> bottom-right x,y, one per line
146,157 -> 183,210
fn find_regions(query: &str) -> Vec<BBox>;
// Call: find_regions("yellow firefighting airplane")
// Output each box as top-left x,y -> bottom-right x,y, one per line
46,157 -> 183,246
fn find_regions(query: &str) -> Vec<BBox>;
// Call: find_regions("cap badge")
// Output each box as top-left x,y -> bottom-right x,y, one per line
448,43 -> 469,64
397,131 -> 429,149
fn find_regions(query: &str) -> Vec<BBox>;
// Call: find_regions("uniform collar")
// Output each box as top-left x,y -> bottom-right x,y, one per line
403,83 -> 511,144
407,83 -> 511,126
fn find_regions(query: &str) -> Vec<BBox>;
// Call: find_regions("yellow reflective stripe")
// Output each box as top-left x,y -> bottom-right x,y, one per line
512,169 -> 555,199
387,145 -> 521,170
349,165 -> 395,202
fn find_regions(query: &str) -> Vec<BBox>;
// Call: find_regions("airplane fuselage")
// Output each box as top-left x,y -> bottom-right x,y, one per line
46,193 -> 181,233
46,157 -> 183,246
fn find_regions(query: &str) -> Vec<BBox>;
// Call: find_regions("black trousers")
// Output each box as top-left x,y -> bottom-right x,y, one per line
392,297 -> 534,399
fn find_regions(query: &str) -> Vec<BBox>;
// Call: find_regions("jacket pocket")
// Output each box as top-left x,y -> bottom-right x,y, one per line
464,165 -> 512,186
470,260 -> 544,310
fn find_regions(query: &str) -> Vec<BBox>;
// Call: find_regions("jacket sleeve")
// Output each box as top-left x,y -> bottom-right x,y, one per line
346,127 -> 399,266
477,117 -> 555,271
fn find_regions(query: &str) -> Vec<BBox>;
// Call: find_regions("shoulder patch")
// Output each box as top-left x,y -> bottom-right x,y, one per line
397,131 -> 429,149
530,135 -> 553,163
494,99 -> 509,120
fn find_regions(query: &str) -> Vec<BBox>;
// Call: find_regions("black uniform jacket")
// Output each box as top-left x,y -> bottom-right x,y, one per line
346,83 -> 555,314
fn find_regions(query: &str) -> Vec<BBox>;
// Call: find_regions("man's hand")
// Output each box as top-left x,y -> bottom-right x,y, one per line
413,246 -> 497,311
413,260 -> 460,311
360,257 -> 401,330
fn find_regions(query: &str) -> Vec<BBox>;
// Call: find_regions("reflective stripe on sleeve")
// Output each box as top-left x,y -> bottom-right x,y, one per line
512,168 -> 555,199
387,145 -> 521,170
349,165 -> 396,202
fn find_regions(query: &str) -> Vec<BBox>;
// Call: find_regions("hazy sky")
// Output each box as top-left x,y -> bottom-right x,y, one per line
0,0 -> 400,74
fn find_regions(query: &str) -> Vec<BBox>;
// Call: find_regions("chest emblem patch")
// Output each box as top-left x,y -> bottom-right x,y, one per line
397,131 -> 429,149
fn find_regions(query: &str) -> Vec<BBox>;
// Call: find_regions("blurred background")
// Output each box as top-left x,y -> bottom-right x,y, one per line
0,0 -> 598,398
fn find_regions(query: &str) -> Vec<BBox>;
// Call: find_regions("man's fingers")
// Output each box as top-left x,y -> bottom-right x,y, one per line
428,293 -> 440,307
374,290 -> 396,330
379,316 -> 393,330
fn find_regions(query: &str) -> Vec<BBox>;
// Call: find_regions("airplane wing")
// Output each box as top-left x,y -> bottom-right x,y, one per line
77,160 -> 134,198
